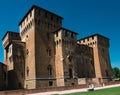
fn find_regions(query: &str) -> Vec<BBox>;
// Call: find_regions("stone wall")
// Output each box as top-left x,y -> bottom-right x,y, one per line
0,82 -> 120,95
0,84 -> 87,95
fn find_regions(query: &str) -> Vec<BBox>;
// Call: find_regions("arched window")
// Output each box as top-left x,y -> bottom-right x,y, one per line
47,65 -> 52,76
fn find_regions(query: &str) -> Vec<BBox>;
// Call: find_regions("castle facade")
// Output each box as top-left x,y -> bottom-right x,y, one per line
2,5 -> 112,90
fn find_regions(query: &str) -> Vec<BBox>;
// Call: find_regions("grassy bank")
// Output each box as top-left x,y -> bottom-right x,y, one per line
53,86 -> 120,95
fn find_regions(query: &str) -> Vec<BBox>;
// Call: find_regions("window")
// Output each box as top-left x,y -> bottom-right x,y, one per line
49,81 -> 53,86
87,38 -> 89,41
56,32 -> 58,37
45,12 -> 47,18
83,39 -> 85,42
30,11 -> 32,17
68,57 -> 72,62
68,55 -> 72,62
69,68 -> 73,78
51,16 -> 53,21
19,83 -> 22,88
26,49 -> 29,55
27,66 -> 29,76
26,35 -> 28,38
59,40 -> 61,46
47,49 -> 51,56
47,65 -> 52,76
71,33 -> 74,38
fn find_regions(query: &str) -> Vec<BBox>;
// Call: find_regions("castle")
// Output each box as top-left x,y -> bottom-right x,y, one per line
1,5 -> 112,90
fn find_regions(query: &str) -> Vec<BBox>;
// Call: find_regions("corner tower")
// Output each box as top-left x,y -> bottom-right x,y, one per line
78,34 -> 112,84
2,32 -> 25,89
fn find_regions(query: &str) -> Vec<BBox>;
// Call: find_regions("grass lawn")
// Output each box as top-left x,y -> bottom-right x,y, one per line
53,87 -> 120,95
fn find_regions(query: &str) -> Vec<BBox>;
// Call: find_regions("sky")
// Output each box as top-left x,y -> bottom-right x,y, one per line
0,0 -> 120,68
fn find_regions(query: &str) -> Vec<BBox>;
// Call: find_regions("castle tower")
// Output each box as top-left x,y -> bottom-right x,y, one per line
2,32 -> 25,89
78,34 -> 112,84
18,5 -> 62,89
2,32 -> 21,66
54,28 -> 78,86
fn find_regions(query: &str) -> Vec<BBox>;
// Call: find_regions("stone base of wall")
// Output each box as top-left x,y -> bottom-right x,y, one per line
0,81 -> 120,95
0,84 -> 87,95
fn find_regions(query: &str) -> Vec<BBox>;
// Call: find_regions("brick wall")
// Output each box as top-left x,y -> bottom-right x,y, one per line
0,84 -> 87,95
104,81 -> 120,86
0,81 -> 120,95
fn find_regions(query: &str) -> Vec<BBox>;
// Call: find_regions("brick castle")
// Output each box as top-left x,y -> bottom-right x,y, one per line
1,5 -> 112,90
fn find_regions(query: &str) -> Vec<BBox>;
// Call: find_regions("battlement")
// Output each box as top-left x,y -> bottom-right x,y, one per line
2,31 -> 21,48
78,34 -> 109,48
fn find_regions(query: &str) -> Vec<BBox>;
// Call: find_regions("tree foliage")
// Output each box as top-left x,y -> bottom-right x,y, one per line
112,67 -> 120,78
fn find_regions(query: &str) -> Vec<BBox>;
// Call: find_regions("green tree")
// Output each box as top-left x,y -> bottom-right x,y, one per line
112,67 -> 120,78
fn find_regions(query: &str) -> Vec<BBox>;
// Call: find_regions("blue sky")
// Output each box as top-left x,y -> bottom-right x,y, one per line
0,0 -> 120,68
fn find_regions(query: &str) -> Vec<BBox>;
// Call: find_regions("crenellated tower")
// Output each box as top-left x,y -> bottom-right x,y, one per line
78,34 -> 112,84
2,32 -> 25,89
18,5 -> 62,89
54,28 -> 78,86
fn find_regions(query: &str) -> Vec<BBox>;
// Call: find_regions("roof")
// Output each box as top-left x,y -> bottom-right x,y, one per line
78,33 -> 109,41
2,31 -> 19,41
53,27 -> 78,35
18,5 -> 63,25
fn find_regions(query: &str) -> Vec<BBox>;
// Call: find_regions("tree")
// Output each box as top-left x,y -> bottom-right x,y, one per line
112,67 -> 120,78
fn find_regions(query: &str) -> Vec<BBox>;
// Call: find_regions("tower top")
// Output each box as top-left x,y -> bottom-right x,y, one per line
78,33 -> 109,41
18,5 -> 63,25
2,31 -> 19,41
53,27 -> 78,35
